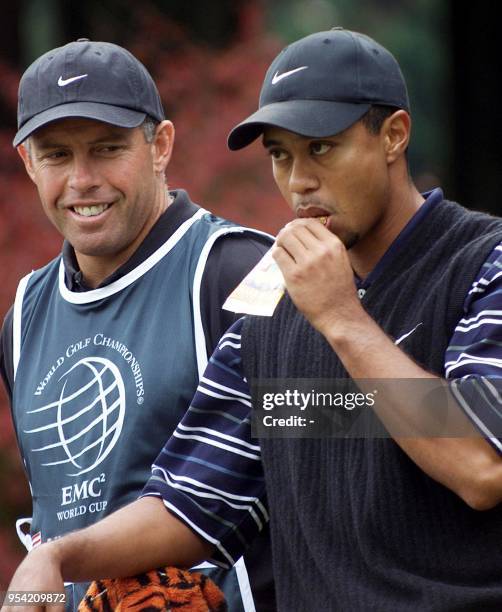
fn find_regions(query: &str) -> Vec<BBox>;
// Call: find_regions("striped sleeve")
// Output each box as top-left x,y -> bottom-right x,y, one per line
445,242 -> 502,453
141,317 -> 268,568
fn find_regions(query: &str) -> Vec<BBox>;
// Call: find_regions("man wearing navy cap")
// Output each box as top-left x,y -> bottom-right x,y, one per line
6,28 -> 502,611
1,39 -> 274,611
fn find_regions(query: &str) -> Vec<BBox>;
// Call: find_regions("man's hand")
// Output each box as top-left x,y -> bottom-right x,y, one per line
273,218 -> 362,335
1,545 -> 64,612
273,222 -> 502,511
1,497 -> 213,612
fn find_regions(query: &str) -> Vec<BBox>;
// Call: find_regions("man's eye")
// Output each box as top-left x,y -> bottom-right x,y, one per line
98,145 -> 122,153
269,149 -> 288,161
310,142 -> 332,155
46,151 -> 67,160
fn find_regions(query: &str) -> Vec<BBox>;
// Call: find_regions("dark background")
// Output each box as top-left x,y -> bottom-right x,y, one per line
0,0 -> 500,585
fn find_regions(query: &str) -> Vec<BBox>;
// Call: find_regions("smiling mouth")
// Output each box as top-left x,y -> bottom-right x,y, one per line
72,203 -> 110,217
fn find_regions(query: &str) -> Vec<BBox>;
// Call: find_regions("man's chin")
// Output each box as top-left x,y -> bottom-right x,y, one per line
344,234 -> 360,250
70,241 -> 121,259
331,229 -> 359,250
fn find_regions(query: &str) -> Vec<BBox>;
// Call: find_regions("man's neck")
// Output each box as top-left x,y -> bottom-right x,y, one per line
349,185 -> 425,280
74,190 -> 174,289
76,254 -> 125,289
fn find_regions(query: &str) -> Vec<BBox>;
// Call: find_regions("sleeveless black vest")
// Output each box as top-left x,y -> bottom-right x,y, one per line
242,200 -> 502,611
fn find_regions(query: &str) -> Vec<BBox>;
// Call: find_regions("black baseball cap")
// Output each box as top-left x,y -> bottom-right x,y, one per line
228,28 -> 409,150
14,39 -> 165,147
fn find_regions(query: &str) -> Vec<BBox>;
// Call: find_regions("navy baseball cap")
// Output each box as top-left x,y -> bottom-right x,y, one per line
14,39 -> 165,146
228,27 -> 409,150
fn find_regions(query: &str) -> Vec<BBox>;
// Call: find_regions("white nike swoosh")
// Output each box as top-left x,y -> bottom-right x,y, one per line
58,74 -> 88,87
395,322 -> 423,346
271,66 -> 308,85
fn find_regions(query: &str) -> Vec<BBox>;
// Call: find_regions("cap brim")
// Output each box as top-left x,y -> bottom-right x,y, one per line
13,102 -> 147,146
227,99 -> 371,150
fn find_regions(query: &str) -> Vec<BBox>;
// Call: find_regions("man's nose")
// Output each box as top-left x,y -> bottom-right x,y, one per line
288,159 -> 319,195
67,156 -> 100,193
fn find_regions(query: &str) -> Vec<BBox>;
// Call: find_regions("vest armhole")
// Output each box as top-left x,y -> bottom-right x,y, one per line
192,227 -> 272,378
13,272 -> 34,381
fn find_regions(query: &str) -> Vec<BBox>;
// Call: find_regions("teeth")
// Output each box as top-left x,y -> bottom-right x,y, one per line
73,203 -> 109,217
319,216 -> 328,226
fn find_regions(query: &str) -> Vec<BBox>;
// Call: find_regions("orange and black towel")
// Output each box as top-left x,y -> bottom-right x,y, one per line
78,567 -> 227,612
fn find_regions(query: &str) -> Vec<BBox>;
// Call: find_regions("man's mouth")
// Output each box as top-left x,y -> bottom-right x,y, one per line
71,203 -> 110,217
296,206 -> 331,218
296,206 -> 331,225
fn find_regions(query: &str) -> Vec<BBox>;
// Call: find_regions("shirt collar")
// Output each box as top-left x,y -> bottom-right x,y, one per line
356,187 -> 444,291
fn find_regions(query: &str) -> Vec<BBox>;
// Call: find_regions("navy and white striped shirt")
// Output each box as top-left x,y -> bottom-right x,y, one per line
143,327 -> 267,567
142,189 -> 502,566
446,240 -> 502,454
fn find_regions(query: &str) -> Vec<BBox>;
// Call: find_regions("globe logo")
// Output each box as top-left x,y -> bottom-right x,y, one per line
25,356 -> 126,476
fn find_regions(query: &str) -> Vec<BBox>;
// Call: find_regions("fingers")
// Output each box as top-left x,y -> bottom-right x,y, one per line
272,242 -> 295,277
277,218 -> 338,253
275,218 -> 342,266
275,227 -> 309,263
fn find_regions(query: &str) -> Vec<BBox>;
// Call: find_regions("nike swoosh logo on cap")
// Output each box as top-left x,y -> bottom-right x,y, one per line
57,74 -> 88,87
271,66 -> 308,85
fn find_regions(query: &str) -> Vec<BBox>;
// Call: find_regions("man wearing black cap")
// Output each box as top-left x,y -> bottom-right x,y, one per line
6,29 -> 502,611
1,39 -> 274,610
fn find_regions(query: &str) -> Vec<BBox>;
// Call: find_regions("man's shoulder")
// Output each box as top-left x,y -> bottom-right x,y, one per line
4,254 -> 62,318
192,207 -> 272,277
0,254 -> 62,397
155,192 -> 273,259
203,227 -> 272,277
25,253 -> 62,279
425,200 -> 502,267
197,210 -> 273,242
442,199 -> 502,233
196,224 -> 271,354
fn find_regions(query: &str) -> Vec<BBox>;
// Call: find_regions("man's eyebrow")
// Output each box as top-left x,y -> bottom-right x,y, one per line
34,141 -> 65,151
262,138 -> 282,148
31,140 -> 67,151
88,132 -> 131,144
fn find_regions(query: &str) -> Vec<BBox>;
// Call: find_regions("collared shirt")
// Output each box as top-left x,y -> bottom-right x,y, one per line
142,188 -> 502,567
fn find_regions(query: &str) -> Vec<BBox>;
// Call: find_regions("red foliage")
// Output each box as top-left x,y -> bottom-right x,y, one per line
126,4 -> 290,232
0,5 -> 288,586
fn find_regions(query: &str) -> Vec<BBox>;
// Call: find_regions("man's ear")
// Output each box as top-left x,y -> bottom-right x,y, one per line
382,110 -> 411,164
17,143 -> 37,182
152,120 -> 175,175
